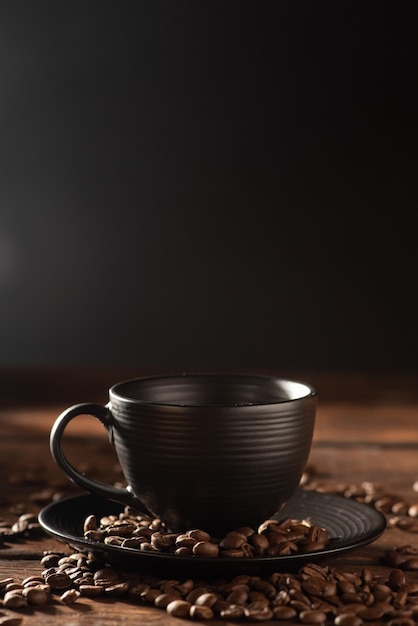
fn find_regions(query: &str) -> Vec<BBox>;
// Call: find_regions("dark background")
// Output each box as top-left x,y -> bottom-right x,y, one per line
0,0 -> 417,372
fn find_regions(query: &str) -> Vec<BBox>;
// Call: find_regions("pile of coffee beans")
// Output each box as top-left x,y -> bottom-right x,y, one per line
0,512 -> 42,543
3,550 -> 418,624
4,469 -> 418,622
83,509 -> 330,558
301,469 -> 418,527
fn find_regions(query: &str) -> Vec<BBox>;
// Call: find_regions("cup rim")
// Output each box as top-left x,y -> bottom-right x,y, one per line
108,372 -> 317,408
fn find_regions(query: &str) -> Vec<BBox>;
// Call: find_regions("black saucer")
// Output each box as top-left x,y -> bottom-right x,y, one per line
38,489 -> 386,578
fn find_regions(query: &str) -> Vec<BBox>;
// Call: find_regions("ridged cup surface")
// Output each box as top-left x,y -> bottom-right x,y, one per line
108,374 -> 317,535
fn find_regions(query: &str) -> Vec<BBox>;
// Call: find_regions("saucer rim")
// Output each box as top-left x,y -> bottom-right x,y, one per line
38,489 -> 387,573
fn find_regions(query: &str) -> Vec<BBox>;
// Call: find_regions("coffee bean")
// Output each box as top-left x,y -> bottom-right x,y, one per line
299,609 -> 327,623
166,599 -> 192,617
243,605 -> 273,621
193,592 -> 219,607
189,604 -> 214,619
186,586 -> 211,604
154,592 -> 181,608
219,531 -> 248,550
44,572 -> 72,590
176,534 -> 198,549
85,529 -> 104,541
0,578 -> 15,590
121,537 -> 143,549
249,533 -> 269,553
188,529 -> 211,542
334,613 -> 363,626
93,567 -> 120,586
3,592 -> 27,608
224,585 -> 247,604
388,568 -> 407,590
272,605 -> 298,619
219,604 -> 246,619
357,604 -> 386,620
105,582 -> 130,596
408,504 -> 418,518
78,584 -> 104,596
22,586 -> 49,605
192,541 -> 219,557
4,583 -> 24,593
83,514 -> 97,532
60,588 -> 80,604
392,501 -> 410,515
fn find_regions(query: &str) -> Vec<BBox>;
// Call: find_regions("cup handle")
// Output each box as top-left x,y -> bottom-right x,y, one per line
50,403 -> 139,509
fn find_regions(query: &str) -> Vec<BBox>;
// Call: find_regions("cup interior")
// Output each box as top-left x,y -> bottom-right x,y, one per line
110,374 -> 315,407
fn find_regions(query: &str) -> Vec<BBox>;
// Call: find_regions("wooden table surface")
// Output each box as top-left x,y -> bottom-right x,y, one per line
1,367 -> 418,625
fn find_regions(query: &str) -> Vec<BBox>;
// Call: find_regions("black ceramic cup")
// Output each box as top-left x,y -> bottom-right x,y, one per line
50,373 -> 317,535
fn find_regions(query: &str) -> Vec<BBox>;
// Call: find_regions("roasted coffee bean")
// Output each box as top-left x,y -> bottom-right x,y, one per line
4,583 -> 24,593
83,514 -> 97,532
0,577 -> 15,590
244,603 -> 273,622
141,588 -> 162,603
154,592 -> 181,608
388,568 -> 407,590
43,572 -> 72,590
174,546 -> 193,556
299,609 -> 327,623
225,586 -> 249,604
193,592 -> 219,607
3,591 -> 27,608
408,504 -> 418,518
249,532 -> 269,553
272,605 -> 298,619
357,604 -> 386,620
85,529 -> 104,541
151,531 -> 176,550
166,599 -> 192,617
176,534 -> 197,549
22,575 -> 44,586
106,522 -> 137,537
122,537 -> 143,549
219,604 -> 246,619
93,567 -> 120,587
392,501 -> 410,516
188,529 -> 211,542
105,582 -> 130,596
334,613 -> 363,626
189,604 -> 214,619
60,588 -> 80,604
219,531 -> 248,550
22,586 -> 49,605
79,584 -> 104,596
192,541 -> 219,557
185,586 -> 211,604
104,535 -> 124,546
